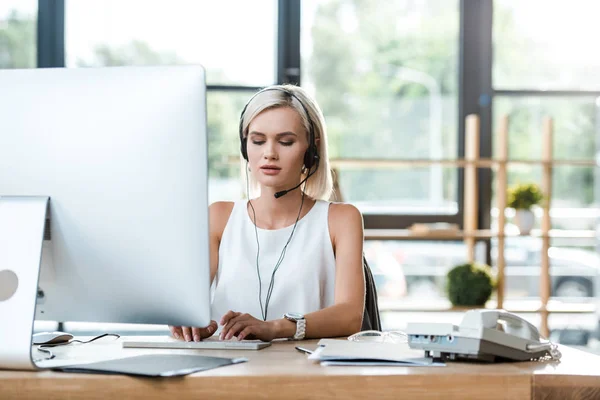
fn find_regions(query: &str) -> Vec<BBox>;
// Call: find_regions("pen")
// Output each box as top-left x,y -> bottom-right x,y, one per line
295,346 -> 313,355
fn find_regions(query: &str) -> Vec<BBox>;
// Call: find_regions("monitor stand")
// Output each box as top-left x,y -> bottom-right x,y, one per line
0,196 -> 49,370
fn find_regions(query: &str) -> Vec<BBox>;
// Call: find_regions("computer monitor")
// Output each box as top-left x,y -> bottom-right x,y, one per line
0,66 -> 211,329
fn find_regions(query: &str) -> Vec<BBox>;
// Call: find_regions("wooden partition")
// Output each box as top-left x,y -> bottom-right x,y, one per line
463,115 -> 480,263
495,115 -> 509,310
325,113 -> 595,336
460,114 -> 553,336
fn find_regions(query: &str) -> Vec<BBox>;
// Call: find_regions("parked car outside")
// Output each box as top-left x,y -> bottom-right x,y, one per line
365,238 -> 600,301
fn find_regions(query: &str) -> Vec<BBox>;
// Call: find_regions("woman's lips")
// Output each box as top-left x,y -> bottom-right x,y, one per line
260,166 -> 281,175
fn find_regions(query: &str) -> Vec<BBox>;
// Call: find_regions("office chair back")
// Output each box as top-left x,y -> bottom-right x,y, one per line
361,255 -> 382,331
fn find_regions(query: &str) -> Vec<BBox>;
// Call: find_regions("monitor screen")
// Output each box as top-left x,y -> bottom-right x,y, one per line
0,66 -> 211,328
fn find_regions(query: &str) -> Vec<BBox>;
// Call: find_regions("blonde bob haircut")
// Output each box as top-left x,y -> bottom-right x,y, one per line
240,84 -> 333,201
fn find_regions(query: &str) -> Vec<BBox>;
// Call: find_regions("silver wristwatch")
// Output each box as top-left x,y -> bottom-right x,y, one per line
284,312 -> 306,340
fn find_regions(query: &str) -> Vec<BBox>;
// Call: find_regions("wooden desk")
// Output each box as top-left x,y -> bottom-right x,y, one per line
1,336 -> 599,399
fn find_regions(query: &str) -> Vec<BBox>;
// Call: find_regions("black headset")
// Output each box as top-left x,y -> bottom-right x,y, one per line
238,87 -> 319,172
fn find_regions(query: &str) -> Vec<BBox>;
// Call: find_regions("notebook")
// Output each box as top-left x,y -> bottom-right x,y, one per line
308,339 -> 445,367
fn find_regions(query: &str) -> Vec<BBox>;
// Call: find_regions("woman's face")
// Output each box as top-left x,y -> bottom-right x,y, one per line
246,106 -> 309,191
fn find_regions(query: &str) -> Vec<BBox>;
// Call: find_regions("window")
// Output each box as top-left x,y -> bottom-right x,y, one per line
491,235 -> 600,302
365,240 -> 486,308
206,91 -> 254,203
489,97 -> 599,300
0,0 -> 37,68
301,0 -> 460,217
64,0 -> 279,202
492,97 -> 598,209
494,0 -> 600,90
29,0 -> 600,344
491,1 -> 600,304
65,0 -> 277,86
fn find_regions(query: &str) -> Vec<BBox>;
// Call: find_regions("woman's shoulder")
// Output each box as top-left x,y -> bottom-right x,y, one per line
327,202 -> 363,220
325,202 -> 364,254
209,201 -> 236,238
209,200 -> 236,213
327,202 -> 364,234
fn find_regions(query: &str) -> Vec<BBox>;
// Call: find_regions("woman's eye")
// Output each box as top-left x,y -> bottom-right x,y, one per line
280,141 -> 294,146
251,141 -> 265,145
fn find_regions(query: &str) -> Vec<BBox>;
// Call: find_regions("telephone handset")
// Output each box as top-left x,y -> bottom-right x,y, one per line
461,309 -> 541,341
406,309 -> 562,362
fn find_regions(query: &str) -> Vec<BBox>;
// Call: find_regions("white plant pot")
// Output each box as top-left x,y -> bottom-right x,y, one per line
514,209 -> 535,235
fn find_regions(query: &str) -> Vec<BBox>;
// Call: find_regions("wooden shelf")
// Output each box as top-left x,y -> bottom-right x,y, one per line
226,156 -> 596,168
328,157 -> 596,169
512,229 -> 597,239
378,299 -> 597,314
364,228 -> 596,241
364,229 -> 492,241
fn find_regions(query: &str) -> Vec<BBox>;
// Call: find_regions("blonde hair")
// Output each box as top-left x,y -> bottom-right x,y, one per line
240,84 -> 333,201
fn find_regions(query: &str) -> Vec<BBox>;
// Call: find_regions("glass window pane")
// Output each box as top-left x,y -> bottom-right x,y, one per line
65,0 -> 276,85
490,96 -> 599,304
492,238 -> 600,302
494,0 -> 600,90
301,0 -> 459,214
336,166 -> 458,215
491,96 -> 599,232
0,0 -> 37,68
493,96 -> 599,161
491,164 -> 598,231
365,240 -> 487,308
207,91 -> 253,203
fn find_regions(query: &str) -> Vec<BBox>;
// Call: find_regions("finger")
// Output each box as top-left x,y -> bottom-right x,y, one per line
169,326 -> 183,340
191,321 -> 217,342
225,321 -> 247,340
191,327 -> 202,342
181,326 -> 192,342
220,311 -> 241,326
220,314 -> 247,340
219,311 -> 234,326
204,320 -> 218,338
237,326 -> 255,341
220,313 -> 245,339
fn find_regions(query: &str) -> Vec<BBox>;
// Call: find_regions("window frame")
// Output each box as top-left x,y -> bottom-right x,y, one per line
34,0 -> 483,230
37,0 -> 64,67
46,0 -> 600,242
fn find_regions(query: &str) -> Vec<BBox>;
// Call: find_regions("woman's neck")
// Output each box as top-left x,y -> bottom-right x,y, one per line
250,189 -> 314,230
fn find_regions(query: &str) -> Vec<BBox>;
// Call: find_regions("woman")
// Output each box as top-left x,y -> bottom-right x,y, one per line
170,84 -> 365,342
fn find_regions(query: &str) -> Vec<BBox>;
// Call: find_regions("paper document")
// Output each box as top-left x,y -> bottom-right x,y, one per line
309,339 -> 445,367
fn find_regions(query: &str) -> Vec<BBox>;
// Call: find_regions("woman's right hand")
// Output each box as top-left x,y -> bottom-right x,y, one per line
169,320 -> 218,342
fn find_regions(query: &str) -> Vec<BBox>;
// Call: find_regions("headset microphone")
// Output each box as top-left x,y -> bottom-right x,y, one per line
274,176 -> 306,199
274,190 -> 289,199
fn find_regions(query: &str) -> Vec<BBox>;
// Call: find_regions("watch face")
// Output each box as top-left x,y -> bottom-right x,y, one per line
286,312 -> 304,320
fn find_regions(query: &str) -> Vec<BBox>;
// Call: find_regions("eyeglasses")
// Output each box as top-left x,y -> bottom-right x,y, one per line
347,330 -> 408,344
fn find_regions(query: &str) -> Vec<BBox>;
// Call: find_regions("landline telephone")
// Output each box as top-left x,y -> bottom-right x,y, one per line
406,309 -> 562,362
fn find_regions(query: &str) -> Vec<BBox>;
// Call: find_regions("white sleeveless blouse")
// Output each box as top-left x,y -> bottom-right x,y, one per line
210,200 -> 336,325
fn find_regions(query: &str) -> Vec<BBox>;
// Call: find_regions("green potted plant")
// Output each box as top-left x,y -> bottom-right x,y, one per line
446,262 -> 495,307
507,183 -> 543,235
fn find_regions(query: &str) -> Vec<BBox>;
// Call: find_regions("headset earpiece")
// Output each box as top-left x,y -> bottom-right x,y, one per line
239,102 -> 249,161
240,137 -> 248,161
303,144 -> 319,170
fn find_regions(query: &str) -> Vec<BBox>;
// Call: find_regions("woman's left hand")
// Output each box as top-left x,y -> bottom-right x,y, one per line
219,310 -> 277,342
